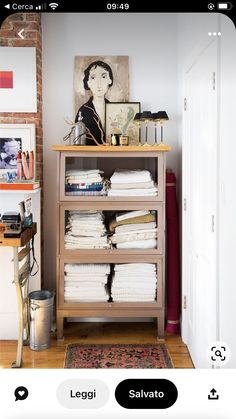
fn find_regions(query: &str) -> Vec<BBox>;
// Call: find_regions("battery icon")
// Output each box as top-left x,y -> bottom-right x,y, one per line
217,2 -> 233,9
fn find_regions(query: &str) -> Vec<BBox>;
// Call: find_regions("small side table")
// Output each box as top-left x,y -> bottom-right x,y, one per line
0,223 -> 37,368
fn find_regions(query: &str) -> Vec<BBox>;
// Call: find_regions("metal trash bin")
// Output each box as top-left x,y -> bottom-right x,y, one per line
29,290 -> 54,351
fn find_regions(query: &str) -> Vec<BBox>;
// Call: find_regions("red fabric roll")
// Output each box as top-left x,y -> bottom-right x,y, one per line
166,171 -> 180,334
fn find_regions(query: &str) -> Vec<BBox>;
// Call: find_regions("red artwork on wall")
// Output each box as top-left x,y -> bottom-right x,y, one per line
0,71 -> 13,88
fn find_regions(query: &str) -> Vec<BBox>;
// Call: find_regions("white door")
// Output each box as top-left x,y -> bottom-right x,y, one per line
182,38 -> 218,368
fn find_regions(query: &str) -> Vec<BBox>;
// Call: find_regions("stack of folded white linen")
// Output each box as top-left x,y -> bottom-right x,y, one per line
65,169 -> 105,196
111,263 -> 157,302
107,169 -> 158,196
65,210 -> 110,249
109,210 -> 157,249
64,263 -> 110,302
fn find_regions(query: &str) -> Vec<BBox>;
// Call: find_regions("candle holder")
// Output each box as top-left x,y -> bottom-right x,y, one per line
151,113 -> 160,144
133,112 -> 142,146
140,111 -> 152,146
155,111 -> 169,147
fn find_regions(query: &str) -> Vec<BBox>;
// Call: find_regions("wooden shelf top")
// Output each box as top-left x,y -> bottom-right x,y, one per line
51,144 -> 171,152
0,223 -> 37,247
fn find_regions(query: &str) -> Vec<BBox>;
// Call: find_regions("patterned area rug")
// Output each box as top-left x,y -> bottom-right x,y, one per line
64,343 -> 173,368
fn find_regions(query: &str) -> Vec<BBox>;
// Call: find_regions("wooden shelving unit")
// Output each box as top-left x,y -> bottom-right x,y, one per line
52,145 -> 170,340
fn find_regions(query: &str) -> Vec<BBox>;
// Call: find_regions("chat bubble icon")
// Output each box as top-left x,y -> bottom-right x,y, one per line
14,386 -> 29,401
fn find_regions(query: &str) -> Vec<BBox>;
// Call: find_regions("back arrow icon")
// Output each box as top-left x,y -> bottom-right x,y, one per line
18,29 -> 24,39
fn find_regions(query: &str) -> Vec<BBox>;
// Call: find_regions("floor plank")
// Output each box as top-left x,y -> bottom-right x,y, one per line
0,322 -> 194,368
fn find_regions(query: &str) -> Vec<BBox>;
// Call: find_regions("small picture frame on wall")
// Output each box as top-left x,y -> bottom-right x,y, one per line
105,102 -> 141,145
0,124 -> 36,182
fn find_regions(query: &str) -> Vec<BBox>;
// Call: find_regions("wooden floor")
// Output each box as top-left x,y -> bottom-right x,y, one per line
0,322 -> 194,369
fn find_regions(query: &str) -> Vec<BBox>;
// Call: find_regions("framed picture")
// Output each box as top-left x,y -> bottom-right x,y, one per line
105,102 -> 141,145
0,47 -> 37,112
74,56 -> 129,144
0,124 -> 35,181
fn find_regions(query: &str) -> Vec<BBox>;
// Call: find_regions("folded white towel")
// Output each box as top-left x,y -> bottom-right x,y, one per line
67,177 -> 103,184
65,264 -> 110,274
70,211 -> 104,218
65,236 -> 108,244
65,297 -> 108,302
115,222 -> 156,234
116,239 -> 157,249
112,292 -> 156,299
111,181 -> 154,190
112,296 -> 156,302
65,284 -> 106,295
113,280 -> 157,287
111,229 -> 157,244
110,169 -> 152,184
65,281 -> 107,286
112,289 -> 156,296
114,271 -> 156,277
65,272 -> 108,277
66,169 -> 103,176
65,277 -> 107,283
115,263 -> 156,271
65,244 -> 110,249
116,210 -> 150,222
108,188 -> 157,196
64,290 -> 107,297
66,230 -> 106,238
112,281 -> 156,289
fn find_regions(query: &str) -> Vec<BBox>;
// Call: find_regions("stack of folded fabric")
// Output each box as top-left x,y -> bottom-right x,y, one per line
65,210 -> 110,249
109,210 -> 157,249
65,169 -> 105,196
111,263 -> 157,302
107,169 -> 158,196
64,263 -> 110,302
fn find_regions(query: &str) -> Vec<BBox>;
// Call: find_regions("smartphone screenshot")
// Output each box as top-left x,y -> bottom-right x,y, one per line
0,1 -> 235,418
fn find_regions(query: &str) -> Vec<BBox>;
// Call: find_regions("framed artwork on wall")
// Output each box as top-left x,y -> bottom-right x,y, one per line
105,102 -> 141,145
0,124 -> 35,181
0,47 -> 37,112
74,56 -> 129,145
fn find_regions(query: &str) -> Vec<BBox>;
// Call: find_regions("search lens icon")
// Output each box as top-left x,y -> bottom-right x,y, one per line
207,342 -> 231,366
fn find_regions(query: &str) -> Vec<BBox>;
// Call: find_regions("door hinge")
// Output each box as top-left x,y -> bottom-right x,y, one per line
213,72 -> 216,91
184,296 -> 187,310
211,215 -> 215,232
184,198 -> 187,211
184,97 -> 187,111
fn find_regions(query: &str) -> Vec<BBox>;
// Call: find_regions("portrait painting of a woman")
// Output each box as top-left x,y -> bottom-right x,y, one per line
74,56 -> 129,145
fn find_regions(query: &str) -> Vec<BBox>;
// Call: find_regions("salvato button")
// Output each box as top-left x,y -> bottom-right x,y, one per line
115,379 -> 178,409
56,379 -> 109,409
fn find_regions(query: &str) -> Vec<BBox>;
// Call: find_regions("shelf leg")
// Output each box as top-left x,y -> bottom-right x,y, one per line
57,315 -> 64,340
157,316 -> 165,340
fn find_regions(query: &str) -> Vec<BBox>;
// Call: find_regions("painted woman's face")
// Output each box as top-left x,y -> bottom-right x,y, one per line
87,65 -> 112,98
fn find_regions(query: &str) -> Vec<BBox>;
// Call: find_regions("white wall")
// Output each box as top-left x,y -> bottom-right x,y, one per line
42,13 -> 178,289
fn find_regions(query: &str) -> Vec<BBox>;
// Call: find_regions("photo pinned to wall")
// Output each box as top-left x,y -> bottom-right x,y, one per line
0,124 -> 36,182
105,102 -> 141,145
0,47 -> 37,112
74,56 -> 129,145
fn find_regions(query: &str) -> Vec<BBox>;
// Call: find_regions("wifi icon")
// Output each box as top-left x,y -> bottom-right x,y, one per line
49,2 -> 59,10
